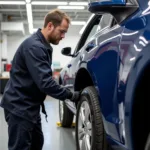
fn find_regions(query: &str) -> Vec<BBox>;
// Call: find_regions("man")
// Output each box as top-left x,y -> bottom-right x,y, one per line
0,9 -> 80,150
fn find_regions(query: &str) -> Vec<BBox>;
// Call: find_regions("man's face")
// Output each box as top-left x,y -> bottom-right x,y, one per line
48,19 -> 69,45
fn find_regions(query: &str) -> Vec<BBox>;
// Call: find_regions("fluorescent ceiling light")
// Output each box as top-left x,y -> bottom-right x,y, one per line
26,0 -> 31,3
32,1 -> 68,5
71,21 -> 86,25
26,4 -> 33,24
58,6 -> 85,9
28,23 -> 34,34
69,2 -> 88,5
26,3 -> 33,34
0,1 -> 25,5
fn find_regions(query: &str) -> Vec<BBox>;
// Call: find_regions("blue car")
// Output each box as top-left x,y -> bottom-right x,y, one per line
58,0 -> 150,149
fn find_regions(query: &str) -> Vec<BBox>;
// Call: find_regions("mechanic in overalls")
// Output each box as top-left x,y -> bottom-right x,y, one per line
0,9 -> 79,150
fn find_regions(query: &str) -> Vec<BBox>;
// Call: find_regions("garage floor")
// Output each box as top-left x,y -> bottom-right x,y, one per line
0,95 -> 76,150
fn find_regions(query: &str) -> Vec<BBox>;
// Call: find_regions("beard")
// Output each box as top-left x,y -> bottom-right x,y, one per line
50,38 -> 59,45
48,31 -> 61,45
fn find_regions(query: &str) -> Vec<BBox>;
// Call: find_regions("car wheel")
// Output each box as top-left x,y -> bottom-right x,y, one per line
76,86 -> 110,150
145,134 -> 150,150
59,100 -> 74,127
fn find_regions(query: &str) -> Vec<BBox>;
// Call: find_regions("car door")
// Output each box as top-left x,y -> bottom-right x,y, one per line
67,13 -> 124,142
86,14 -> 124,142
60,15 -> 100,88
67,15 -> 103,89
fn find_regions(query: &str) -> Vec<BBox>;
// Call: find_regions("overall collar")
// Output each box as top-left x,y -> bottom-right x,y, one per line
36,28 -> 53,50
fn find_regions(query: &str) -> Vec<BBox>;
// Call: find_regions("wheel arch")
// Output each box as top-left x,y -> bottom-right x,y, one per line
131,62 -> 150,150
74,67 -> 95,91
124,45 -> 150,149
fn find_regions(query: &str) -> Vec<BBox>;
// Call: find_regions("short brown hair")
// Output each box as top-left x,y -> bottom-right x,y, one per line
44,9 -> 71,28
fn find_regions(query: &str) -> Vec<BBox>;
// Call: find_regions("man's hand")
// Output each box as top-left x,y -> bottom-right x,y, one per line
70,91 -> 80,102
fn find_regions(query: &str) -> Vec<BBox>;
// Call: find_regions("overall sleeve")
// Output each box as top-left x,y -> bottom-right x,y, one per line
23,44 -> 72,100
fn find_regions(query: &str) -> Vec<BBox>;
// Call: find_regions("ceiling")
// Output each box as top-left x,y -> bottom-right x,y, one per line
0,0 -> 92,35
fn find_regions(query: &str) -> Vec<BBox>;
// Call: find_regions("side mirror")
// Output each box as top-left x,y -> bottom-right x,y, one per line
61,47 -> 73,56
88,0 -> 138,23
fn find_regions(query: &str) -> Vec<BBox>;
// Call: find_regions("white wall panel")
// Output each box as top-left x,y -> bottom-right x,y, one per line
1,22 -> 25,35
2,34 -> 7,59
7,33 -> 80,67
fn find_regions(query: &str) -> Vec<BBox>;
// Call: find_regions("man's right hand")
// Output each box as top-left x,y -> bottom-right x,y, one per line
70,91 -> 80,102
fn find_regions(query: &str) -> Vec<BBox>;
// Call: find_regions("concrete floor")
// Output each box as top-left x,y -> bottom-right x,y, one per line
0,95 -> 76,150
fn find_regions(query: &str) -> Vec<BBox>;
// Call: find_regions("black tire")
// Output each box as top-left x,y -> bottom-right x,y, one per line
145,134 -> 150,150
76,86 -> 110,150
59,100 -> 74,127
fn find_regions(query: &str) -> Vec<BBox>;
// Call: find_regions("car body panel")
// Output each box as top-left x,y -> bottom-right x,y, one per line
86,24 -> 123,142
59,0 -> 150,149
119,8 -> 150,149
88,0 -> 126,6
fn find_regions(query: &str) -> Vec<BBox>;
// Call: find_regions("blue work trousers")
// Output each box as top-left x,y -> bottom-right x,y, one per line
4,109 -> 44,150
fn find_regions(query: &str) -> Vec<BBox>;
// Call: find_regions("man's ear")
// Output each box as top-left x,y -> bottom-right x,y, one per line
48,22 -> 54,32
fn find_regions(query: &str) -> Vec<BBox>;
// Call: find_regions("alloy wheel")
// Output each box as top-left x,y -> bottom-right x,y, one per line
78,101 -> 92,150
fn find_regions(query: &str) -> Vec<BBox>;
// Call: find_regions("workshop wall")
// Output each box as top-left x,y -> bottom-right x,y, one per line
7,34 -> 80,67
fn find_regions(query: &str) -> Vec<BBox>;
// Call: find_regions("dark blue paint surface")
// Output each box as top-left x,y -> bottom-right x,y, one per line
60,0 -> 150,149
89,0 -> 126,6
